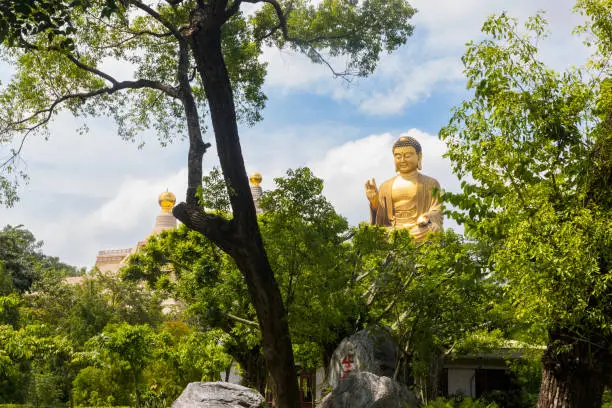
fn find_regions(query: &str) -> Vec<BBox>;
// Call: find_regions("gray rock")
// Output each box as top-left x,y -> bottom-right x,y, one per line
319,372 -> 419,408
328,326 -> 399,388
172,382 -> 264,408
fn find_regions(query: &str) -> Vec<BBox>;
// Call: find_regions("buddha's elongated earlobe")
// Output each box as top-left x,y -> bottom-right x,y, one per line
418,153 -> 422,170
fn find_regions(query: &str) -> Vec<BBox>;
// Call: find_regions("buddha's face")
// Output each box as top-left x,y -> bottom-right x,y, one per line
394,146 -> 421,174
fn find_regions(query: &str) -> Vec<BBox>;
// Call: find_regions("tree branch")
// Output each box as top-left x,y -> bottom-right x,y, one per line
176,31 -> 211,206
224,0 -> 242,21
63,57 -> 180,98
129,0 -> 183,41
16,37 -> 181,100
248,0 -> 354,79
93,30 -> 174,50
64,54 -> 119,85
0,130 -> 29,171
4,77 -> 181,134
172,202 -> 236,253
225,312 -> 259,327
244,0 -> 285,31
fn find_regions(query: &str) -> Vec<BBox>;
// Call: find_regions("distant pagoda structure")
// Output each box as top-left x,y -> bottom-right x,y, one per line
93,173 -> 263,274
94,191 -> 178,274
249,172 -> 263,214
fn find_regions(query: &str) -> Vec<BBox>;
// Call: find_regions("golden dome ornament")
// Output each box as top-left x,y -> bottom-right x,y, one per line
249,172 -> 263,186
158,190 -> 176,213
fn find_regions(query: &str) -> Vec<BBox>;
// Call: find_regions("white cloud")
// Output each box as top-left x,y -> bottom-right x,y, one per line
1,123 -> 462,267
18,169 -> 187,268
0,112 -> 191,266
309,129 -> 460,227
0,0 -> 586,267
411,0 -> 589,70
261,0 -> 589,115
240,122 -> 362,188
261,47 -> 332,92
359,56 -> 463,115
83,169 -> 187,233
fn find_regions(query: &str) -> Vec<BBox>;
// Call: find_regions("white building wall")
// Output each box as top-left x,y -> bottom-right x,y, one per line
221,364 -> 242,384
447,368 -> 476,398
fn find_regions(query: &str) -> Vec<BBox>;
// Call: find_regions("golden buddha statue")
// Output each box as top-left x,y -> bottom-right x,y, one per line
365,136 -> 442,240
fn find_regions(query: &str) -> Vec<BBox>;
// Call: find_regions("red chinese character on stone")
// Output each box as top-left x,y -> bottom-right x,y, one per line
341,354 -> 353,379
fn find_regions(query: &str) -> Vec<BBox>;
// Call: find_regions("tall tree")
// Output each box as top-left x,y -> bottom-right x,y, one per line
440,3 -> 612,407
125,167 -> 364,390
88,323 -> 155,407
350,226 -> 502,403
0,225 -> 42,293
0,1 -> 416,404
0,225 -> 77,293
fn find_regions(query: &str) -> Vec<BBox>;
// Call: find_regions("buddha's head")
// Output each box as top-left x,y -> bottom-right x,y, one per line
393,136 -> 422,174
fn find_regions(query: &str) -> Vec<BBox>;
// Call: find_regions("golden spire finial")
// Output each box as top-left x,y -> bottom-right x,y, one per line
158,190 -> 176,213
249,172 -> 263,187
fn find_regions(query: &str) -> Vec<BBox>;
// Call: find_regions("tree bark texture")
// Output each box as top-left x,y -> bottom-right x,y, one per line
182,9 -> 300,408
233,345 -> 268,395
537,329 -> 609,408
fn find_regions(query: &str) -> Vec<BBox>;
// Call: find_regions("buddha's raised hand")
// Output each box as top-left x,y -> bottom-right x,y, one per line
365,178 -> 379,208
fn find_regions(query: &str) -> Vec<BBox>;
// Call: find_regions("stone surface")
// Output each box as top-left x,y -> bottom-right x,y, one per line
328,326 -> 399,388
172,382 -> 264,408
319,372 -> 419,408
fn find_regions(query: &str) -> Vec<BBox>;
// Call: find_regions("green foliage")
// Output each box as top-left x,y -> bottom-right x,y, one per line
0,172 -> 22,208
440,3 -> 612,403
441,6 -> 612,342
0,0 -> 416,203
0,0 -> 92,48
424,397 -> 498,408
87,323 -> 155,406
198,167 -> 231,214
72,365 -> 128,407
0,293 -> 20,328
0,324 -> 75,405
126,167 -> 513,398
0,263 -> 20,327
124,167 -> 364,383
0,225 -> 81,294
146,323 -> 232,399
259,168 -> 361,367
351,227 -> 506,400
26,372 -> 62,407
602,390 -> 612,408
0,224 -> 236,406
0,225 -> 42,293
251,0 -> 416,76
504,357 -> 542,407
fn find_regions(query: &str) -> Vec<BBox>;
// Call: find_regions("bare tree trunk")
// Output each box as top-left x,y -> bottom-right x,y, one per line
537,330 -> 608,408
174,7 -> 300,408
422,353 -> 443,403
233,345 -> 268,395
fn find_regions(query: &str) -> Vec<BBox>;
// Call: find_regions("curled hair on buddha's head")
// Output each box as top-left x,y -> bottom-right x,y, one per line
393,136 -> 422,153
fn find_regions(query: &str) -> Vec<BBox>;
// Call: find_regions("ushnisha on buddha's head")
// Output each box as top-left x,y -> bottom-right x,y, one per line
393,136 -> 422,174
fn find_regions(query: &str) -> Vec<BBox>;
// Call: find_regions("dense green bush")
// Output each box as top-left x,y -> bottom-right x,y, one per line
72,366 -> 125,407
424,397 -> 499,408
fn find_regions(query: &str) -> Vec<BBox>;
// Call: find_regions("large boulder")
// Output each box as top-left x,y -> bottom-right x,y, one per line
328,326 -> 399,388
172,382 -> 264,408
319,372 -> 419,408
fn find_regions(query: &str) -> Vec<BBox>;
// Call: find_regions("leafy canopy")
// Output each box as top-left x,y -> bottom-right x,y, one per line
0,0 -> 416,205
440,3 -> 612,341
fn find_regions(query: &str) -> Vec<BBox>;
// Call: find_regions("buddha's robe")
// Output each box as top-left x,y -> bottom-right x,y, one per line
370,173 -> 442,240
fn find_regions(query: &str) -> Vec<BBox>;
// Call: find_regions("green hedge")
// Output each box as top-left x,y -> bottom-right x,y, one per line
0,405 -> 131,408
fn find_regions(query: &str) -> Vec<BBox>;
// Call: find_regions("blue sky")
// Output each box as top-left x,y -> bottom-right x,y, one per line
0,0 -> 589,266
